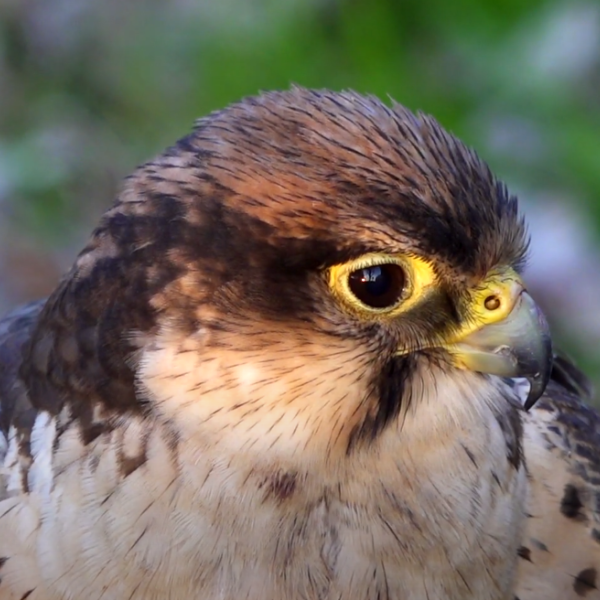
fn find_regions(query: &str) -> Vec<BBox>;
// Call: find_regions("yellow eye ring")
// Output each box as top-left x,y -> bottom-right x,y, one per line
329,254 -> 411,315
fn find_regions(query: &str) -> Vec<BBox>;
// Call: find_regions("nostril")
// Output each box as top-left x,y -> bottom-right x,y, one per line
484,295 -> 501,311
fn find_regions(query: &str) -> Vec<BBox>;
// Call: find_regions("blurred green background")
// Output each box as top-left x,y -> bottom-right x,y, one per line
1,0 -> 600,400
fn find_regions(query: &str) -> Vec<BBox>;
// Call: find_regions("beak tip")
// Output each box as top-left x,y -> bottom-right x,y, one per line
522,349 -> 553,412
523,381 -> 543,411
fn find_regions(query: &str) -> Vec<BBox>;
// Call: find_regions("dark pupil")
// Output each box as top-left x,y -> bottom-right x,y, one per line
348,264 -> 405,309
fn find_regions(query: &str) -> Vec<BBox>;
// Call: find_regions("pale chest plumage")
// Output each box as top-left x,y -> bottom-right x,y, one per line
0,373 -> 526,600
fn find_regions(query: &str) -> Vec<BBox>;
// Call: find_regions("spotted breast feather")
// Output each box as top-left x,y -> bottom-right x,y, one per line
518,360 -> 600,599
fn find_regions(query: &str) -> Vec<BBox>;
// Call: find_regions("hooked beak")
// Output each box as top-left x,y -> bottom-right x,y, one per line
448,291 -> 552,409
442,272 -> 553,410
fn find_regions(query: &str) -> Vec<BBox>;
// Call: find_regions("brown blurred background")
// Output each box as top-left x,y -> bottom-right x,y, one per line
1,0 -> 600,400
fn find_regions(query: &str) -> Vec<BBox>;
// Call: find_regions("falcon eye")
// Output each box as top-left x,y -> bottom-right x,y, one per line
347,264 -> 406,309
328,253 -> 427,317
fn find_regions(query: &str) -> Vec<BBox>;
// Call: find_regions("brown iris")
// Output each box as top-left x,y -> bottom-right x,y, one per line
347,263 -> 406,309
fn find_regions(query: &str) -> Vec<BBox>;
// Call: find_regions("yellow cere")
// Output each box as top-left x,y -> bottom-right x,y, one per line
328,253 -> 438,317
446,268 -> 524,343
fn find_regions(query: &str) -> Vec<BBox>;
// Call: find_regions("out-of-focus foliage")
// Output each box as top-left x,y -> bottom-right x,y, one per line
1,0 -> 600,398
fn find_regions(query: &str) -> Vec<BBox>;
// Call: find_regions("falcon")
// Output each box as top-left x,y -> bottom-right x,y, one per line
0,88 -> 598,600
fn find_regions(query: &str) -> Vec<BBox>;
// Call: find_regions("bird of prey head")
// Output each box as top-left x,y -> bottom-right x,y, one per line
19,88 -> 551,458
